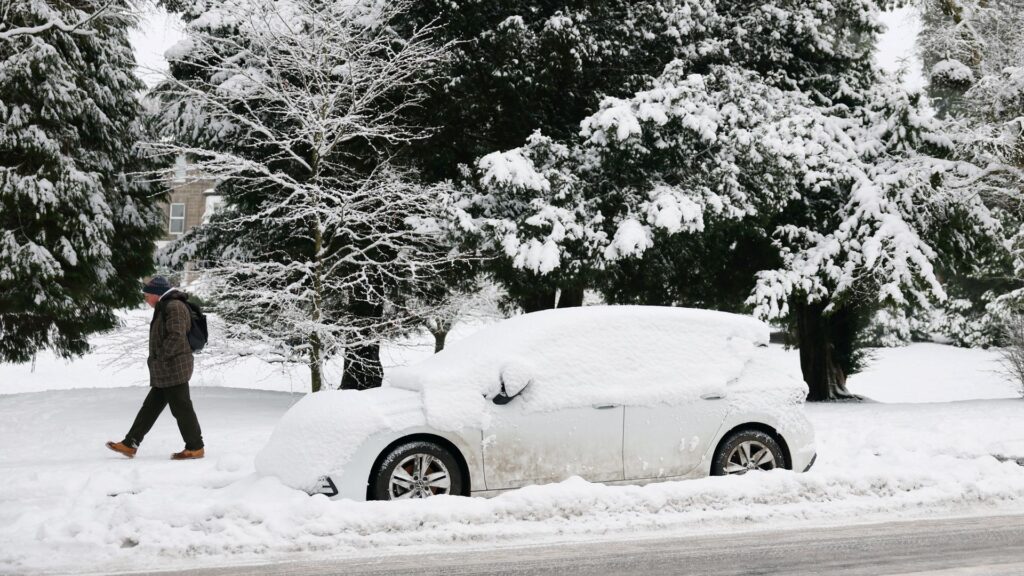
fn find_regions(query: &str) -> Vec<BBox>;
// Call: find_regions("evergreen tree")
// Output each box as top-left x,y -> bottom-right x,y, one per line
918,0 -> 1024,346
0,1 -> 162,363
401,0 -> 695,311
462,1 -> 1002,399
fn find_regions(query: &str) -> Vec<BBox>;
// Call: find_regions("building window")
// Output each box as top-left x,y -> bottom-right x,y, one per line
169,203 -> 186,234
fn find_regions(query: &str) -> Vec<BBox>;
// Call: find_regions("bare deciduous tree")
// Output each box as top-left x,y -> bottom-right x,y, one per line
408,279 -> 506,353
154,0 -> 457,392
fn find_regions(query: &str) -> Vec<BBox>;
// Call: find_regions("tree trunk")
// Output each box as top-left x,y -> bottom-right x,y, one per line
794,300 -> 858,402
309,150 -> 325,393
309,332 -> 324,393
555,286 -> 585,308
340,342 -> 383,390
520,289 -> 558,313
432,329 -> 448,353
340,294 -> 384,390
519,285 -> 584,312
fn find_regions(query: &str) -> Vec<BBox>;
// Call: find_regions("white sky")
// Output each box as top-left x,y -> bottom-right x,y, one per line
129,6 -> 926,90
876,6 -> 926,91
129,4 -> 186,88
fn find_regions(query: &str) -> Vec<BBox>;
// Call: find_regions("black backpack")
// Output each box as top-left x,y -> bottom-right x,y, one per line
183,301 -> 209,352
162,299 -> 209,353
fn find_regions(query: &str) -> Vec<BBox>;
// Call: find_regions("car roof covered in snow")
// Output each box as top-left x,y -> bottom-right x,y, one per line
388,306 -> 781,430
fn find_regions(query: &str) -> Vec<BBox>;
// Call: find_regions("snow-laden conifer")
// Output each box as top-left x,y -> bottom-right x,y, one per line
0,0 -> 162,363
401,0 -> 710,311
917,0 -> 1024,346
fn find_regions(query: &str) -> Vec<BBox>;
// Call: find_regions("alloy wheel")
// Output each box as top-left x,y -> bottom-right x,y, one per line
723,440 -> 777,475
388,453 -> 452,498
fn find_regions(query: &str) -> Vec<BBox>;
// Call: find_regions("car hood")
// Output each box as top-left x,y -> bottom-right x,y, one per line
254,387 -> 426,491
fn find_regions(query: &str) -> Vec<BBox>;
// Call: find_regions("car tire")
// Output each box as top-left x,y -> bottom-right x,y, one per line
711,429 -> 787,476
371,440 -> 464,500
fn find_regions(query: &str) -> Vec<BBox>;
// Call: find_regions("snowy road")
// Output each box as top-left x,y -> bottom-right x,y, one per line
131,514 -> 1024,576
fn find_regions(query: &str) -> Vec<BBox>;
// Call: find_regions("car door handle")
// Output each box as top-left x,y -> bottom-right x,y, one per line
700,393 -> 726,400
593,404 -> 618,410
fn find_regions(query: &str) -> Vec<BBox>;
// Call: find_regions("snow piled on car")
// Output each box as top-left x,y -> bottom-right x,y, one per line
389,306 -> 797,432
254,387 -> 424,491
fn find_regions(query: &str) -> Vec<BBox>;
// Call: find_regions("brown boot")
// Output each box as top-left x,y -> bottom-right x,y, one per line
171,447 -> 205,460
106,441 -> 137,459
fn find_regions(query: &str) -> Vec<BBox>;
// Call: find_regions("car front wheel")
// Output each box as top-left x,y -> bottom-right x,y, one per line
371,440 -> 464,500
711,429 -> 787,476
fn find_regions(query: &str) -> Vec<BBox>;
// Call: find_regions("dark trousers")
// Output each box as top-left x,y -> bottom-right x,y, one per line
124,384 -> 204,450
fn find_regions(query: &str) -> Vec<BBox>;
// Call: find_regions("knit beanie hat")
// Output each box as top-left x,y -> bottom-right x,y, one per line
142,276 -> 172,297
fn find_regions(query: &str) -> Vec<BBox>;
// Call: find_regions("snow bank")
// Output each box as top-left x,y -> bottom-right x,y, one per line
847,343 -> 1019,402
389,306 -> 773,432
254,387 -> 424,491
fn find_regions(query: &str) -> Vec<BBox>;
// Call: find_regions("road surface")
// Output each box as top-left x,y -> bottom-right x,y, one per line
134,514 -> 1024,576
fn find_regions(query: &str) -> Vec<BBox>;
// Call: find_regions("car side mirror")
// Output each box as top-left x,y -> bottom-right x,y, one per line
493,362 -> 532,405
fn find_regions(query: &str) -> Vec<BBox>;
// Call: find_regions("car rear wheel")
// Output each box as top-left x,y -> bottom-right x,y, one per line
711,429 -> 787,476
371,440 -> 464,500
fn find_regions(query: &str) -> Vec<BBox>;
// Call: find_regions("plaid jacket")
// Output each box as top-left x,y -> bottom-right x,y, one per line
147,291 -> 194,388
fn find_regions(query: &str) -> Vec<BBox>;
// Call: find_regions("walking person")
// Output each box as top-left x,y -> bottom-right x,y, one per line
106,276 -> 205,460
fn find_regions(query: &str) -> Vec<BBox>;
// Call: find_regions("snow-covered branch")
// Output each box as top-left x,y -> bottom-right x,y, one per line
0,0 -> 121,40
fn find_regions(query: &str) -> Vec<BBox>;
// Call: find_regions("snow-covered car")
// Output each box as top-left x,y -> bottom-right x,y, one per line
255,306 -> 816,500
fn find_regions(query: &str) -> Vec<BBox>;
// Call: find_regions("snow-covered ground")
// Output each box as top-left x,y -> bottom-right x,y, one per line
1,314 -> 1022,575
0,308 -> 462,396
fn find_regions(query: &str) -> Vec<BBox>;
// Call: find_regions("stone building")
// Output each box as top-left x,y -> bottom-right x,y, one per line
157,155 -> 221,246
156,156 -> 221,284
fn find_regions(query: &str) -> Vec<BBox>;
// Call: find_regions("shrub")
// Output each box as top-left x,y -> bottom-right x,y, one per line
998,315 -> 1024,397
